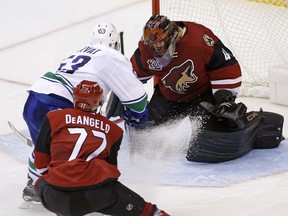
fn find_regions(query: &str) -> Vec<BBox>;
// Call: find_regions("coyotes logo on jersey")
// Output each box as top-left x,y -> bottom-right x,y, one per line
162,59 -> 198,94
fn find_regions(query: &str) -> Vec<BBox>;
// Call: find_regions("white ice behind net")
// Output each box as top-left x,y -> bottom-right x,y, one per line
159,0 -> 288,98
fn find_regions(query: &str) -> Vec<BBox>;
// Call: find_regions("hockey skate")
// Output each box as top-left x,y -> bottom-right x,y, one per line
20,177 -> 42,209
154,209 -> 170,216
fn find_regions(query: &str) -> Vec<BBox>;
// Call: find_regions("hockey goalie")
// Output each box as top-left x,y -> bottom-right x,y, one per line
121,15 -> 285,163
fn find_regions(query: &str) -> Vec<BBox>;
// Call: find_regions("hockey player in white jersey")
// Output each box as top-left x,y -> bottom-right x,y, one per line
21,23 -> 149,205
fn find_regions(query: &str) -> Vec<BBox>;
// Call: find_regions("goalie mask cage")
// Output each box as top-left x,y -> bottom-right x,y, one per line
151,0 -> 288,98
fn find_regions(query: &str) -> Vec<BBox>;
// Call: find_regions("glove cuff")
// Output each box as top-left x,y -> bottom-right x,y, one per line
214,90 -> 235,105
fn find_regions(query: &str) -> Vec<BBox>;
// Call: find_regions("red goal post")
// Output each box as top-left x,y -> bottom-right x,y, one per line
151,0 -> 288,98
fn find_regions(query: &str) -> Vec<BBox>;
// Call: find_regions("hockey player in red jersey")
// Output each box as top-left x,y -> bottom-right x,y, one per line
131,14 -> 241,125
129,15 -> 284,163
34,80 -> 169,216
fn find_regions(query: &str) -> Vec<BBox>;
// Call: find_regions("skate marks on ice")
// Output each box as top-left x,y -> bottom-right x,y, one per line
118,117 -> 288,187
1,117 -> 288,187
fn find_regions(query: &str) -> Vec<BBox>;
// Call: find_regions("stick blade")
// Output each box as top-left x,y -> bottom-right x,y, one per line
7,121 -> 33,147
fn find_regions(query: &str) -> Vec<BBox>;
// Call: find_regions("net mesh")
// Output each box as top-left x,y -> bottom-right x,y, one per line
158,0 -> 288,97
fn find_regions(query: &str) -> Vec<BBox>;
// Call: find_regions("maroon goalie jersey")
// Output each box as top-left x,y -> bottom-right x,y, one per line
34,108 -> 123,189
131,21 -> 242,102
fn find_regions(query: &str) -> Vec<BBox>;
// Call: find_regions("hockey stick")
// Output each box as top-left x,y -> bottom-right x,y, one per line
125,123 -> 136,162
8,118 -> 125,147
120,31 -> 125,56
105,31 -> 124,119
106,31 -> 135,161
7,121 -> 33,147
105,92 -> 123,118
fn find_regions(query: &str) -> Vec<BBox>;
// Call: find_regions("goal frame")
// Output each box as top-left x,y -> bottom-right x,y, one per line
152,0 -> 160,85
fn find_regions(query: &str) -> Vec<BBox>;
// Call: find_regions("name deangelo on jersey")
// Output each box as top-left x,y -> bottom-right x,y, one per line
65,114 -> 110,133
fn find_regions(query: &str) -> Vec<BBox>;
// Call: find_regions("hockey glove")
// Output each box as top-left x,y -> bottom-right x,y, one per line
123,106 -> 149,127
214,89 -> 237,115
200,90 -> 248,129
200,101 -> 247,130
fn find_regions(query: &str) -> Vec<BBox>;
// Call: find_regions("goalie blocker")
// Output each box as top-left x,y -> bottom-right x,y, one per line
186,102 -> 284,163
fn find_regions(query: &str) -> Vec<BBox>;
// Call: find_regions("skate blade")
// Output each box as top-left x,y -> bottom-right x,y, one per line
19,200 -> 43,209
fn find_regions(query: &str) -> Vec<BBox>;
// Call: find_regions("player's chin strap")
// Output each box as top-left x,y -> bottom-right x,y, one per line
200,101 -> 248,130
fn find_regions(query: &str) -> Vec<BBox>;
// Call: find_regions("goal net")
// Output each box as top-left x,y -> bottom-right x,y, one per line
154,0 -> 288,98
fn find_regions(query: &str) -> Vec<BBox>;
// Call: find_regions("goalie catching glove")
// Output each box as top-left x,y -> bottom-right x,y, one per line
201,89 -> 247,130
123,106 -> 149,127
213,89 -> 237,115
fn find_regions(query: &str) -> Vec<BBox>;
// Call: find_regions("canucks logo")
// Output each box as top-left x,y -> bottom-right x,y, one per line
98,28 -> 106,34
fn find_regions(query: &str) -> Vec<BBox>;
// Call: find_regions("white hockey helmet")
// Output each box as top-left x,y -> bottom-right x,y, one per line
90,23 -> 120,51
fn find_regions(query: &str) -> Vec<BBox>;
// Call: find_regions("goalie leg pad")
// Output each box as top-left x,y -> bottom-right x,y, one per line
253,111 -> 284,149
186,110 -> 284,163
186,111 -> 262,163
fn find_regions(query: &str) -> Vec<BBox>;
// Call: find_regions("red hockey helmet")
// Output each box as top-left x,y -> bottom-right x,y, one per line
73,80 -> 104,112
143,15 -> 177,56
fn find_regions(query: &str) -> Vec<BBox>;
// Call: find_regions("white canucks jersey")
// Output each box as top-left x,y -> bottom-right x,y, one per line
28,44 -> 147,110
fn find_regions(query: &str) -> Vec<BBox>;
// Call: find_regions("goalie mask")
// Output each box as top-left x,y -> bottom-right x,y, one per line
143,15 -> 178,57
73,80 -> 104,112
90,23 -> 120,51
